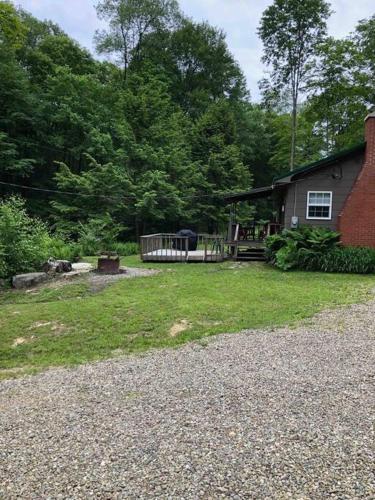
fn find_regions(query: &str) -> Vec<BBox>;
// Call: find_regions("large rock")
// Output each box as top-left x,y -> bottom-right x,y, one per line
12,272 -> 49,289
43,259 -> 72,274
71,262 -> 93,272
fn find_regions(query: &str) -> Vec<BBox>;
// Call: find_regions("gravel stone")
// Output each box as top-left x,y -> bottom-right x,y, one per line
0,299 -> 374,499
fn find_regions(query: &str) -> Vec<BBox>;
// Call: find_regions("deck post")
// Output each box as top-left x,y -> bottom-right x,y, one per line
140,237 -> 144,261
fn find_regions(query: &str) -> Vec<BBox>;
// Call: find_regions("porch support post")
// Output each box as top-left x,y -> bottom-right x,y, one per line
228,203 -> 236,241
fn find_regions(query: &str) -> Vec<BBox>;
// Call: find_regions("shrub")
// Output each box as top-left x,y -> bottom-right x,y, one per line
275,240 -> 300,271
265,226 -> 341,271
76,216 -> 139,256
112,242 -> 139,256
77,215 -> 122,255
46,236 -> 81,262
303,246 -> 375,274
264,233 -> 287,263
266,226 -> 375,274
0,197 -> 51,279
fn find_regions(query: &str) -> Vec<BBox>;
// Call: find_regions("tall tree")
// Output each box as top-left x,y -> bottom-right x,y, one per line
95,0 -> 181,81
140,20 -> 248,116
306,16 -> 375,152
0,0 -> 26,48
258,0 -> 331,169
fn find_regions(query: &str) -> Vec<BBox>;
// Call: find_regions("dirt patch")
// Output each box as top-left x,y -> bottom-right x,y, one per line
28,321 -> 68,336
169,319 -> 191,337
197,320 -> 223,327
12,337 -> 34,348
87,267 -> 160,293
29,321 -> 53,329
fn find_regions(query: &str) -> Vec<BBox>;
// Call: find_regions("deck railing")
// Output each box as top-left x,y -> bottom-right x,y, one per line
227,222 -> 283,243
140,233 -> 225,262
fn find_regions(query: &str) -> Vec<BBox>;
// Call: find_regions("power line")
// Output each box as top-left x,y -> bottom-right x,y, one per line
0,180 -> 236,202
0,181 -> 134,202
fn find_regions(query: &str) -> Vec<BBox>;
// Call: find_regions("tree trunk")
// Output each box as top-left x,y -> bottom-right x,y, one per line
135,217 -> 141,242
290,95 -> 298,170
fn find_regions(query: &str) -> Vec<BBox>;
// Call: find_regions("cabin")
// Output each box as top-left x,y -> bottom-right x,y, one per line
140,113 -> 375,263
225,112 -> 375,259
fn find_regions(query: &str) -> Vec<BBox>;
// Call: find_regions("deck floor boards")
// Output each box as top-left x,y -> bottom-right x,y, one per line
142,249 -> 224,262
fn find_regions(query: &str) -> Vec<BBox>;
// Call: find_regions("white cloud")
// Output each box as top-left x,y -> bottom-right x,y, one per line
16,0 -> 374,100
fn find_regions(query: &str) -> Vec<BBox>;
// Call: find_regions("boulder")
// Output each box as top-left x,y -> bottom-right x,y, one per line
71,262 -> 93,272
12,272 -> 49,289
43,259 -> 72,274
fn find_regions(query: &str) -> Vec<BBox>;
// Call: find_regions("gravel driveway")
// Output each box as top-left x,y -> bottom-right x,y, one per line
1,300 -> 374,499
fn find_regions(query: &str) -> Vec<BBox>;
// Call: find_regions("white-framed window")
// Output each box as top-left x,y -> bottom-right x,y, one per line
306,191 -> 332,220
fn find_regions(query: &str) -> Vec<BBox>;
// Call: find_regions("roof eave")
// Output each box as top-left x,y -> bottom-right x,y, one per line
273,142 -> 366,184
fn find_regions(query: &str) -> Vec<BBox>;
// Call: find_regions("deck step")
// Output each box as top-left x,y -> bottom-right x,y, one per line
236,258 -> 266,262
236,248 -> 266,262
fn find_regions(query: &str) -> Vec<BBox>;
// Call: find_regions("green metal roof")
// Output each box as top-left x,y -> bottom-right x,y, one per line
224,185 -> 275,203
273,142 -> 365,183
223,141 -> 366,205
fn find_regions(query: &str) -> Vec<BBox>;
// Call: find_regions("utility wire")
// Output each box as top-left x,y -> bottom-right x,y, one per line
0,180 -> 235,202
0,181 -> 134,202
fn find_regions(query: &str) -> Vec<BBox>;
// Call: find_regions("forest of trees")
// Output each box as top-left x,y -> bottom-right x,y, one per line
0,0 -> 374,240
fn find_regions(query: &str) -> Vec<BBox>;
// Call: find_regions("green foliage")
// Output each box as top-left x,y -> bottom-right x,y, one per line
264,233 -> 287,262
46,236 -> 81,262
95,0 -> 181,79
112,242 -> 139,256
258,0 -> 331,168
0,132 -> 35,174
300,247 -> 375,274
267,108 -> 324,173
307,16 -> 375,152
0,197 -> 51,279
0,3 -> 259,237
77,215 -> 122,255
74,216 -> 137,257
142,19 -> 247,115
52,155 -> 133,234
266,226 -> 375,274
0,0 -> 26,48
265,226 -> 341,270
0,197 -> 81,279
274,241 -> 300,271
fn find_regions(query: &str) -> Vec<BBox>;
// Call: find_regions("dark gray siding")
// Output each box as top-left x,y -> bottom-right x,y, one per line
283,153 -> 364,230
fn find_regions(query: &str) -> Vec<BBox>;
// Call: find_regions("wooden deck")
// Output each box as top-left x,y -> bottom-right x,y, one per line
141,234 -> 225,263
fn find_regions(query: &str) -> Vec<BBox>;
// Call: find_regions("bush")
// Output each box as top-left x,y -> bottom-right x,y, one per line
265,226 -> 340,271
0,197 -> 51,279
264,233 -> 288,263
0,197 -> 83,280
76,216 -> 139,256
303,246 -> 375,274
112,242 -> 139,256
77,215 -> 122,255
46,236 -> 81,262
265,226 -> 375,274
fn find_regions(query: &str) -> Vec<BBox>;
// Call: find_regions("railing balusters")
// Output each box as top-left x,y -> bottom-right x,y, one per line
140,233 -> 225,262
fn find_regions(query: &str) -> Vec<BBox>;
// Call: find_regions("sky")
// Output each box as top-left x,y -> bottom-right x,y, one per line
15,0 -> 375,100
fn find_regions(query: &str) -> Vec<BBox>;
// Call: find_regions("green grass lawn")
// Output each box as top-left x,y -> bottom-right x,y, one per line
1,256 -> 374,380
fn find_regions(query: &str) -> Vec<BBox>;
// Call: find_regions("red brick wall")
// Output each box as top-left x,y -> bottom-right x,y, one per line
339,115 -> 375,248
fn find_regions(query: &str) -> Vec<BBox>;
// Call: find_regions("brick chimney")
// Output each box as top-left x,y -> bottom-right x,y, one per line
339,113 -> 375,247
